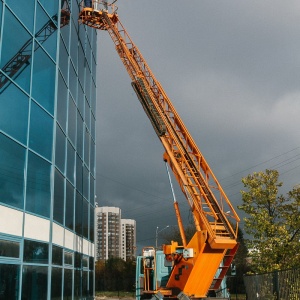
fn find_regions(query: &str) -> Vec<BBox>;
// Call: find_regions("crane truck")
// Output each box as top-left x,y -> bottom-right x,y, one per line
79,1 -> 240,299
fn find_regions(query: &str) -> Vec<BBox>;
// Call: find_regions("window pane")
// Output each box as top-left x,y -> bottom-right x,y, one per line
68,97 -> 77,146
6,0 -> 34,31
1,9 -> 32,93
59,39 -> 69,80
90,176 -> 94,204
84,128 -> 90,168
74,269 -> 81,300
52,245 -> 63,266
51,267 -> 62,300
22,266 -> 48,299
23,240 -> 48,264
75,192 -> 82,236
70,20 -> 78,69
89,205 -> 94,243
0,133 -> 25,209
65,181 -> 74,231
26,151 -> 51,217
82,199 -> 88,239
77,112 -> 83,158
0,264 -> 20,300
63,269 -> 73,298
32,47 -> 55,114
53,168 -> 65,225
67,141 -> 75,184
39,0 -> 59,17
0,85 -> 29,144
29,101 -> 53,160
83,166 -> 89,200
0,239 -> 20,258
69,63 -> 77,100
76,155 -> 82,195
55,124 -> 66,174
57,73 -> 68,132
64,251 -> 73,266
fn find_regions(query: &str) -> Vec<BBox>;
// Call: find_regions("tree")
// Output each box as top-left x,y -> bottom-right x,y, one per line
238,169 -> 300,273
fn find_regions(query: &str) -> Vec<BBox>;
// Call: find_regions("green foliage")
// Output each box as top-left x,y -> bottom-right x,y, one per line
238,169 -> 300,273
95,257 -> 136,292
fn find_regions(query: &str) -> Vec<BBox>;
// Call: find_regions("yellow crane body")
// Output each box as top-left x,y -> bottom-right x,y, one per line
79,2 -> 240,298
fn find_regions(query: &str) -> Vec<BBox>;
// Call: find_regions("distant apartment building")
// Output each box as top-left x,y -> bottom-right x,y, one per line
121,219 -> 136,261
95,206 -> 121,260
95,207 -> 136,261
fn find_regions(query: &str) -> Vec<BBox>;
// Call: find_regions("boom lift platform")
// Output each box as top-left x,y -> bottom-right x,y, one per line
79,1 -> 240,299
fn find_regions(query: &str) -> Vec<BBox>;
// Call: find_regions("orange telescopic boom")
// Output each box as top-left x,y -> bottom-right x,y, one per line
79,1 -> 239,298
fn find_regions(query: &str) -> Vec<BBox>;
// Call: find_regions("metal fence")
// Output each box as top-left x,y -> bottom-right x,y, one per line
243,268 -> 300,299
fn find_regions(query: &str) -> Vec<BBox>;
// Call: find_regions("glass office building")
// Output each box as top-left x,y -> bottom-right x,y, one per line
0,0 -> 96,298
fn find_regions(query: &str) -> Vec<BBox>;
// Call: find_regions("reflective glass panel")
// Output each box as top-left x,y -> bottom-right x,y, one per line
82,199 -> 88,239
1,9 -> 32,93
57,73 -> 68,132
39,0 -> 59,19
29,101 -> 53,160
63,269 -> 73,298
32,47 -> 55,114
89,204 -> 94,243
77,84 -> 84,117
82,270 -> 88,297
60,20 -> 70,47
6,0 -> 34,31
77,112 -> 83,158
84,128 -> 90,168
65,180 -> 74,231
23,240 -> 49,264
53,168 -> 65,225
69,63 -> 77,100
76,155 -> 82,195
85,98 -> 91,132
83,166 -> 89,200
35,3 -> 57,60
90,141 -> 95,176
0,84 -> 29,144
26,151 -> 51,217
74,269 -> 81,300
89,270 -> 94,296
55,124 -> 66,174
68,97 -> 77,146
1,9 -> 31,68
70,20 -> 78,70
78,44 -> 84,86
51,267 -> 62,299
0,239 -> 20,258
67,141 -> 75,184
22,266 -> 48,299
75,192 -> 82,236
59,39 -> 69,81
0,133 -> 25,209
0,264 -> 20,300
90,176 -> 94,204
52,245 -> 63,266
64,251 -> 73,266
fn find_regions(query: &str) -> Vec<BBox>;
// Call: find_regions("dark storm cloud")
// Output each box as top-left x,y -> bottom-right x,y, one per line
96,0 -> 300,250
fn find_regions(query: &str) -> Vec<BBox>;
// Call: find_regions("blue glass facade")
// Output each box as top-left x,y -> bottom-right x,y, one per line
0,0 -> 96,298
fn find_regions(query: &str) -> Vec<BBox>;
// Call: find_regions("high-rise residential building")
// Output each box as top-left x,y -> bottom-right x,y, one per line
0,0 -> 96,299
95,206 -> 121,260
121,219 -> 136,261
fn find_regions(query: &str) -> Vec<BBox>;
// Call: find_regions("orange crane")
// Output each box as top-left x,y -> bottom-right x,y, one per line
79,1 -> 240,298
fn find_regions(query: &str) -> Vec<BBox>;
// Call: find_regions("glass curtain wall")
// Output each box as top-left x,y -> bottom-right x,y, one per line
0,0 -> 97,298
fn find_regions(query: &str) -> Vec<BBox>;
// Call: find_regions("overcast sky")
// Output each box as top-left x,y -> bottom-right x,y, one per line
95,0 -> 300,252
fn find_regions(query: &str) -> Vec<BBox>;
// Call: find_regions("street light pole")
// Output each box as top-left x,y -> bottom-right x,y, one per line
155,225 -> 169,250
